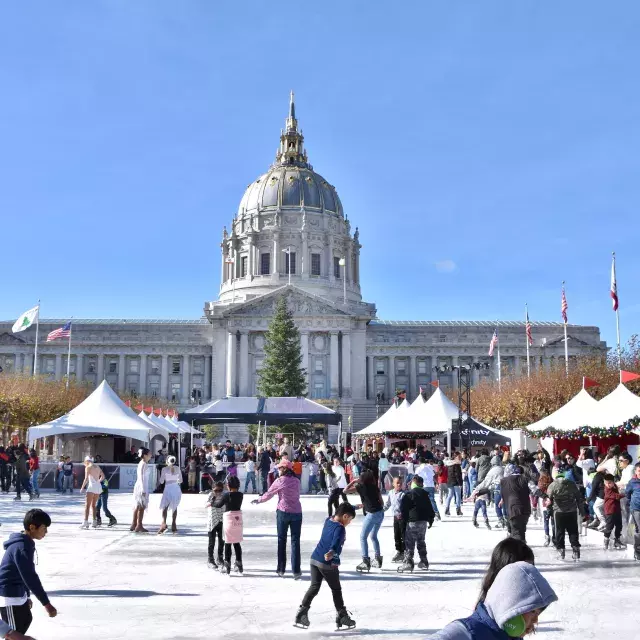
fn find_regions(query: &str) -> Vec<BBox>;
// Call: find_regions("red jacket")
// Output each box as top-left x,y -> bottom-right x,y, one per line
437,467 -> 448,484
604,485 -> 623,515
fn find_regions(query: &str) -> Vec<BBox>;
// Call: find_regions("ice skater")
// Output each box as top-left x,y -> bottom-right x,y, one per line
602,473 -> 625,550
95,477 -> 117,527
294,502 -> 356,631
218,476 -> 244,574
383,476 -> 406,562
131,448 -> 152,533
467,487 -> 492,530
206,481 -> 225,568
79,456 -> 104,529
397,476 -> 434,572
158,456 -> 183,534
546,470 -> 584,560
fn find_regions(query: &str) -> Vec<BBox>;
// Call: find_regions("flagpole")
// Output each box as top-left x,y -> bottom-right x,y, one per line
563,282 -> 569,379
33,300 -> 40,376
613,252 -> 622,369
65,320 -> 73,390
496,324 -> 502,392
525,304 -> 531,379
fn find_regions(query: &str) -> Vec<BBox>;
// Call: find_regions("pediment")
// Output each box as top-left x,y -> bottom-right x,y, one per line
545,334 -> 591,347
0,332 -> 26,346
225,285 -> 350,318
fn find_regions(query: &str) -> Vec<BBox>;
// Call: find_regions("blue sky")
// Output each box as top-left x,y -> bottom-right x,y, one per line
0,2 -> 638,349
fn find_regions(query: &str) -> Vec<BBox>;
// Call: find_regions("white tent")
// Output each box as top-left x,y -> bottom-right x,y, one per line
400,387 -> 460,434
595,383 -> 640,430
29,380 -> 150,442
524,388 -> 600,434
138,410 -> 170,440
355,399 -> 410,436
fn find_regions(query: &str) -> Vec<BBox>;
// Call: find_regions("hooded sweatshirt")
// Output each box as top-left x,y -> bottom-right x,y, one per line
431,562 -> 558,640
474,458 -> 504,494
0,533 -> 50,605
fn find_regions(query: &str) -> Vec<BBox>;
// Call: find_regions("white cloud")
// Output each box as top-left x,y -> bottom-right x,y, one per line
435,259 -> 457,273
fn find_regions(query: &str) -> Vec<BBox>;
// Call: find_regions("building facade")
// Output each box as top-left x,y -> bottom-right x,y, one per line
0,94 -> 607,434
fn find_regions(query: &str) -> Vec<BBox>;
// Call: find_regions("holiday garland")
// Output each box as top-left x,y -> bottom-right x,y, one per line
522,415 -> 640,440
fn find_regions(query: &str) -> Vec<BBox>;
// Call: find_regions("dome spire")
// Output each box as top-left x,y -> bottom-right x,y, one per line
275,91 -> 309,168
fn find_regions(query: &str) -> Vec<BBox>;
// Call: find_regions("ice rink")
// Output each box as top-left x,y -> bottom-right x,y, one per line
0,491 -> 636,639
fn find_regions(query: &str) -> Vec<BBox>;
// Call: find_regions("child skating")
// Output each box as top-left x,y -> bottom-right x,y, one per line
217,476 -> 244,574
383,476 -> 406,562
206,481 -> 225,568
294,503 -> 357,631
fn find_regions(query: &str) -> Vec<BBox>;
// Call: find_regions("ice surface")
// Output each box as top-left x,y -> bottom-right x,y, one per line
0,492 -> 636,639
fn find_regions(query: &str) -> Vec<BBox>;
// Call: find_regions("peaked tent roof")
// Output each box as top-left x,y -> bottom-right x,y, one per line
179,396 -> 341,425
523,388 -> 600,433
29,380 -> 150,442
398,387 -> 460,434
139,411 -> 171,439
355,399 -> 411,436
595,384 -> 640,432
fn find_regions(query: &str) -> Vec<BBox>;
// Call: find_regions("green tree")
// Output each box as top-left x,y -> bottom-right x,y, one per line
257,296 -> 306,397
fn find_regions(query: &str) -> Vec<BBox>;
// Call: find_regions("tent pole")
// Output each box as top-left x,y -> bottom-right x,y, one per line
190,420 -> 194,454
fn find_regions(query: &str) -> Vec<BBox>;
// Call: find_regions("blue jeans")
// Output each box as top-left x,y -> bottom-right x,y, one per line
424,486 -> 440,515
446,486 -> 462,512
360,510 -> 384,558
463,477 -> 470,498
97,492 -> 113,519
56,470 -> 64,492
308,475 -> 319,493
493,489 -> 503,519
244,471 -> 257,493
276,510 -> 302,575
473,499 -> 488,519
31,469 -> 40,496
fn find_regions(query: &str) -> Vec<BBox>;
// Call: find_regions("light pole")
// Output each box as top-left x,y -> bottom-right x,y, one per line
282,246 -> 292,285
339,257 -> 346,304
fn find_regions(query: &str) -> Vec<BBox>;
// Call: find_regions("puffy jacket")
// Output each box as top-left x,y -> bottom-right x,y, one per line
0,533 -> 50,605
400,487 -> 435,524
625,477 -> 640,512
547,477 -> 584,515
447,463 -> 463,487
476,455 -> 491,483
500,474 -> 531,517
475,465 -> 504,494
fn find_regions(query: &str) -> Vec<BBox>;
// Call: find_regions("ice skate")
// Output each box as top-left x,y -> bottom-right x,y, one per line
80,521 -> 89,530
234,561 -> 243,574
373,555 -> 383,569
91,519 -> 99,529
293,573 -> 302,580
391,551 -> 403,563
95,517 -> 102,527
472,518 -> 479,528
335,608 -> 356,631
571,547 -> 580,561
355,557 -> 371,573
397,558 -> 414,573
207,558 -> 218,569
484,518 -> 491,530
294,606 -> 310,629
587,518 -> 600,530
634,548 -> 640,562
157,524 -> 168,535
444,509 -> 450,516
604,537 -> 610,550
417,558 -> 429,570
494,518 -> 506,530
223,560 -> 231,575
108,516 -> 117,527
435,513 -> 441,521
277,570 -> 285,577
613,539 -> 625,550
456,508 -> 463,517
544,535 -> 551,547
556,548 -> 565,560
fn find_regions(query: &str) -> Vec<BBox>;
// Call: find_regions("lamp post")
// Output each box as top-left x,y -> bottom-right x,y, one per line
282,246 -> 292,286
339,257 -> 346,304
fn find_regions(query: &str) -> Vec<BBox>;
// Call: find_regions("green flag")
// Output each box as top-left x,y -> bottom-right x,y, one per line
12,305 -> 39,333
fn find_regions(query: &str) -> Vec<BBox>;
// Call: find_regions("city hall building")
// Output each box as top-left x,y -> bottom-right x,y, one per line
0,95 -> 607,434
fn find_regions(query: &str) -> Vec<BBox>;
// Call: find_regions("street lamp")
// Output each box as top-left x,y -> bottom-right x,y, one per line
282,246 -> 292,286
338,257 -> 346,304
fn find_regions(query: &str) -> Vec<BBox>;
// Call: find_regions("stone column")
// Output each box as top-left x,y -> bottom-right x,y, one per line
431,354 -> 439,387
452,356 -> 459,392
514,355 -> 522,377
301,231 -> 309,279
328,234 -> 335,283
239,332 -> 249,396
247,235 -> 254,277
272,233 -> 280,275
300,331 -> 310,391
330,331 -> 340,398
118,354 -> 126,392
13,353 -> 21,374
161,354 -> 169,400
366,355 -> 374,400
347,241 -> 353,284
388,356 -> 396,399
139,355 -> 147,397
182,354 -> 190,403
409,355 -> 417,400
204,355 -> 211,401
97,354 -> 104,382
342,332 -> 351,398
226,332 -> 237,396
55,353 -> 63,381
24,353 -> 33,377
76,354 -> 83,383
471,360 -> 480,387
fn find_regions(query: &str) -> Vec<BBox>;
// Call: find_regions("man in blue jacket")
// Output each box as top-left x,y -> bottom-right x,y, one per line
0,509 -> 57,634
626,462 -> 640,562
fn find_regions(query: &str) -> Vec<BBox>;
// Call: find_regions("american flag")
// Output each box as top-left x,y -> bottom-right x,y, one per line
525,308 -> 533,346
561,285 -> 568,324
488,329 -> 498,356
46,321 -> 71,342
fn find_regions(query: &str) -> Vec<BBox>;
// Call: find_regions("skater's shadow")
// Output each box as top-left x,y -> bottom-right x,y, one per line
48,589 -> 197,598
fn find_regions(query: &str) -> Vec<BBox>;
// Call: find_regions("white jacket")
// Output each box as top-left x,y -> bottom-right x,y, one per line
475,465 -> 504,493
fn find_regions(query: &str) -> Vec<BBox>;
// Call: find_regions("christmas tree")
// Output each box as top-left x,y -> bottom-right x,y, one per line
257,296 -> 307,397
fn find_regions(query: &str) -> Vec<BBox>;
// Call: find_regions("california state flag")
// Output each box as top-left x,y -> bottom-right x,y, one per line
12,305 -> 39,333
610,254 -> 618,311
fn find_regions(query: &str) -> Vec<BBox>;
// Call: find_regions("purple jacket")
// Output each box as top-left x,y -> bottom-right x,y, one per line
257,475 -> 302,513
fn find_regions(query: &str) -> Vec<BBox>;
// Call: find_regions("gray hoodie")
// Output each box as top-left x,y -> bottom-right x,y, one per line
431,562 -> 558,639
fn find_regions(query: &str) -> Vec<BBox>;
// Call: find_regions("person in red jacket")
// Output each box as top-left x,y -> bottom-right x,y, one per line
603,474 -> 625,550
436,462 -> 448,505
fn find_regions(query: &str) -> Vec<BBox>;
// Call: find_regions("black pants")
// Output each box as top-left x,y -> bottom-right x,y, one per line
16,476 -> 32,499
393,517 -> 406,552
319,470 -> 327,492
208,523 -> 223,561
632,510 -> 640,554
224,542 -> 242,564
507,514 -> 529,543
260,469 -> 269,494
0,466 -> 9,492
604,512 -> 622,540
554,511 -> 580,550
327,489 -> 347,517
301,563 -> 344,611
1,602 -> 32,634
